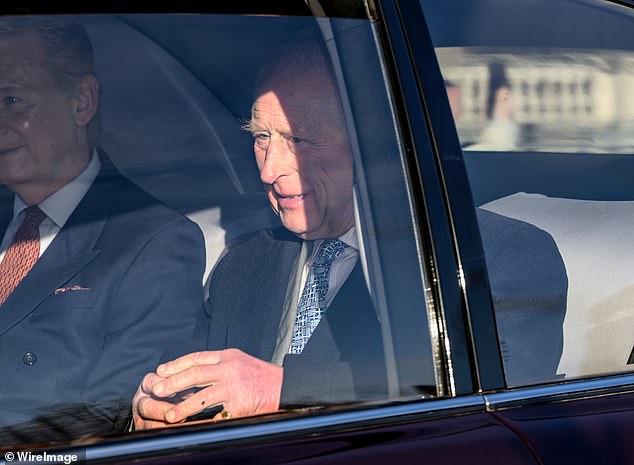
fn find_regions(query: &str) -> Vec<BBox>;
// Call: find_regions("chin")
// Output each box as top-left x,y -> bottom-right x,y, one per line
283,224 -> 309,239
283,224 -> 323,241
280,215 -> 309,236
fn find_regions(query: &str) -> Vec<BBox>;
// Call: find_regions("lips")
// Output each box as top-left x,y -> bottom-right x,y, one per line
276,192 -> 309,209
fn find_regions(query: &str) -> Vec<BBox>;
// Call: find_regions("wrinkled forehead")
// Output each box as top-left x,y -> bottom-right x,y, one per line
252,74 -> 344,133
251,92 -> 319,132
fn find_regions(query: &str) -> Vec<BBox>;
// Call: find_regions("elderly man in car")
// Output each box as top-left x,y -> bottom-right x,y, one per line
133,35 -> 387,427
133,31 -> 567,427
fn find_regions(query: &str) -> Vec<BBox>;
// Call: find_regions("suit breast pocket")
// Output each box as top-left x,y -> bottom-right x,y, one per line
32,290 -> 99,316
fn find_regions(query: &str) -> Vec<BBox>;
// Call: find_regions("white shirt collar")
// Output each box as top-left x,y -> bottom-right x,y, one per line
339,226 -> 358,250
13,149 -> 101,227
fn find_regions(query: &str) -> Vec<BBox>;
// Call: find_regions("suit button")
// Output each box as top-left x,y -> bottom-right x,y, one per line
23,352 -> 37,366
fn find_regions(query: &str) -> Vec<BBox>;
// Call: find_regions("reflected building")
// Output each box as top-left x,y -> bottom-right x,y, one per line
438,48 -> 634,153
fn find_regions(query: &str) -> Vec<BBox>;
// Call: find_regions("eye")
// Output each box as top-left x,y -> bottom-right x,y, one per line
287,136 -> 303,144
253,132 -> 270,149
2,95 -> 19,106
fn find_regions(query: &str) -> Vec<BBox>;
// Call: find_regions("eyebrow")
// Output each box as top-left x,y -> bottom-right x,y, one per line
243,105 -> 322,139
0,85 -> 22,93
241,119 -> 315,142
240,119 -> 264,134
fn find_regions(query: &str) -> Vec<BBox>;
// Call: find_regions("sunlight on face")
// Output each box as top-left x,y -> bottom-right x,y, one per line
248,73 -> 354,240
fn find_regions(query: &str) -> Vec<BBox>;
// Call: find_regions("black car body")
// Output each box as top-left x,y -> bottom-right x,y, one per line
0,0 -> 633,463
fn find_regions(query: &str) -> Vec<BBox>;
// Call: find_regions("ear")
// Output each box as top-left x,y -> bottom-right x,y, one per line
72,74 -> 99,127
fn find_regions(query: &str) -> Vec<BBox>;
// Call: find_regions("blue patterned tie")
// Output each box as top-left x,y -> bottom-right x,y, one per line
290,239 -> 347,354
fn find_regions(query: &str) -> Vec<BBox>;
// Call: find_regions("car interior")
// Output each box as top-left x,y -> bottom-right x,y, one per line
81,13 -> 436,399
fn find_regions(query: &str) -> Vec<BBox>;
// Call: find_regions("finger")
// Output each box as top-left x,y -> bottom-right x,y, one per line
134,415 -> 172,431
152,364 -> 219,398
164,385 -> 225,423
141,372 -> 165,395
137,395 -> 180,423
157,350 -> 223,377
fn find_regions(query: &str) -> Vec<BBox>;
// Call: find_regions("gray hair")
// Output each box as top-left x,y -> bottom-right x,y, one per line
254,30 -> 337,97
243,30 -> 343,133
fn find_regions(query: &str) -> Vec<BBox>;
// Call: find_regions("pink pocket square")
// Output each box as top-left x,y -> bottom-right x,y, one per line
54,286 -> 92,295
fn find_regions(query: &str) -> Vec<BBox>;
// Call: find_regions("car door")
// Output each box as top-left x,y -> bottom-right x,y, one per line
0,1 -> 567,463
410,0 -> 634,463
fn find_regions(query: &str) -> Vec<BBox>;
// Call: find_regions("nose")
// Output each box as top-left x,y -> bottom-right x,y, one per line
259,136 -> 292,185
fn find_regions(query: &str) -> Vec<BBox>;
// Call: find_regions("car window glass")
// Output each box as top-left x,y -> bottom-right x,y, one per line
423,0 -> 634,386
0,13 -> 438,449
426,0 -> 634,154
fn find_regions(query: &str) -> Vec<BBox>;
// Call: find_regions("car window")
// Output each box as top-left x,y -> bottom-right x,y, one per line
427,0 -> 634,154
423,0 -> 634,385
0,12 -> 438,449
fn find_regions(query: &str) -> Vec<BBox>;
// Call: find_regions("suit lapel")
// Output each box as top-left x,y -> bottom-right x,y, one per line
302,262 -> 374,355
0,196 -> 12,239
226,231 -> 301,361
0,182 -> 105,336
326,262 -> 373,324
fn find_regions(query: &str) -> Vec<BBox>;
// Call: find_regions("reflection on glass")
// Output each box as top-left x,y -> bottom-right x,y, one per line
438,47 -> 634,153
0,12 -> 436,449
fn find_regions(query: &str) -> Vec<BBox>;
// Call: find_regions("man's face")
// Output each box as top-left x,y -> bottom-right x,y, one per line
249,73 -> 355,240
0,33 -> 87,201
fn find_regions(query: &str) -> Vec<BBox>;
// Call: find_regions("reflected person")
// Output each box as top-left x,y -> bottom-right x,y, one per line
468,62 -> 519,151
0,17 -> 204,431
445,79 -> 566,382
133,35 -> 387,428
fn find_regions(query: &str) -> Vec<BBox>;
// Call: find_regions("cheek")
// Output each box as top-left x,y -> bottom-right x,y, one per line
1,110 -> 31,133
323,151 -> 353,190
254,147 -> 265,170
266,187 -> 280,213
322,168 -> 353,212
7,109 -> 51,148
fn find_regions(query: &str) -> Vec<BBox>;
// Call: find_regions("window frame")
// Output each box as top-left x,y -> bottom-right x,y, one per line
415,0 -> 634,396
0,0 -> 497,460
381,0 -> 505,394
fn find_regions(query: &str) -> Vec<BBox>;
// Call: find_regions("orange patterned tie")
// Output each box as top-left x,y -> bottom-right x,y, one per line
0,206 -> 47,305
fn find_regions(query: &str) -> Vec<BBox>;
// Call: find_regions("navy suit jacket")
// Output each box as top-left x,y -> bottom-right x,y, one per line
205,212 -> 567,396
0,155 -> 205,428
169,209 -> 567,409
478,209 -> 568,385
169,227 -> 387,407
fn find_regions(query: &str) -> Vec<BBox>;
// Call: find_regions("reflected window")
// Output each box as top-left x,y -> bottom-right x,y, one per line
424,0 -> 634,386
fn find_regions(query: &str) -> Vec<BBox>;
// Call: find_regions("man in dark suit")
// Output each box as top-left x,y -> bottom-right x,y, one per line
133,36 -> 386,428
0,17 -> 204,429
133,36 -> 568,428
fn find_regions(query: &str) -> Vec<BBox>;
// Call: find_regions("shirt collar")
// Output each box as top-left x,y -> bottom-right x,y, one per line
339,226 -> 358,250
310,226 -> 358,257
13,149 -> 101,228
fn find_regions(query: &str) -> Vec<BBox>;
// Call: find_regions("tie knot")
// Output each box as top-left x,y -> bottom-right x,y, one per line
22,206 -> 47,230
314,239 -> 347,267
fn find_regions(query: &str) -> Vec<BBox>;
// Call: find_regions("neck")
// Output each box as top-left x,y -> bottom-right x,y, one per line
13,148 -> 92,206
